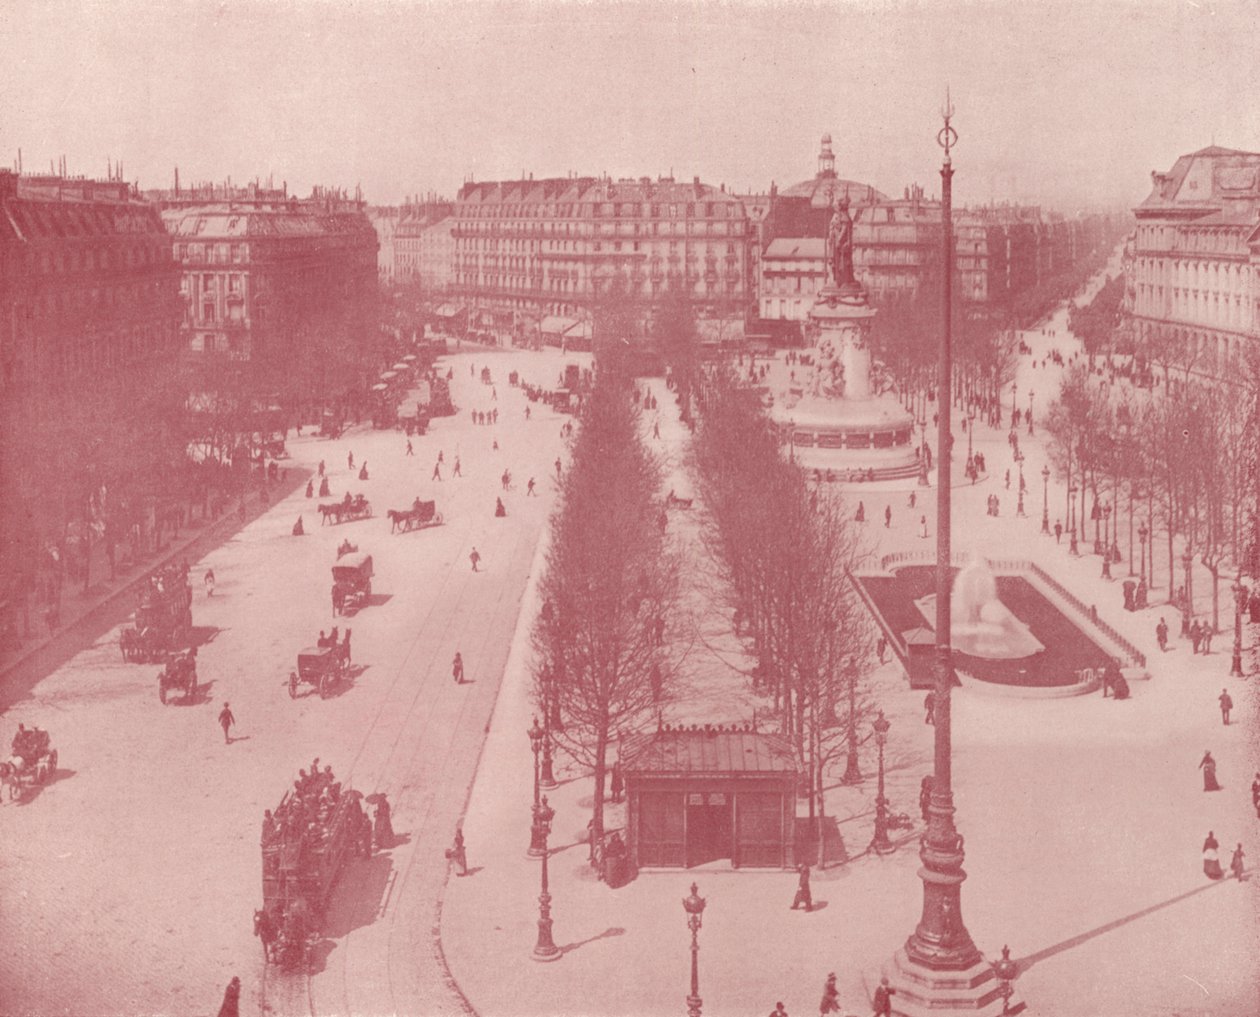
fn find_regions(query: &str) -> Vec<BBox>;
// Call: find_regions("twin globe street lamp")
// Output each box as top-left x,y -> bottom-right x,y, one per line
532,795 -> 560,962
869,710 -> 894,856
528,717 -> 549,857
1040,465 -> 1051,535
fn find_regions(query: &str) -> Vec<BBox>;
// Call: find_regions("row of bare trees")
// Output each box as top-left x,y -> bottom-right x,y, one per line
691,368 -> 874,850
1044,354 -> 1260,630
530,351 -> 679,846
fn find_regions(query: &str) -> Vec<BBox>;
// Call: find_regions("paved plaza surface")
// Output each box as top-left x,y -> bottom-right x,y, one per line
3,262 -> 1257,1017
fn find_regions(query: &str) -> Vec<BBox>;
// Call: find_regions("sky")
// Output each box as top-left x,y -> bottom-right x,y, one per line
2,0 -> 1258,211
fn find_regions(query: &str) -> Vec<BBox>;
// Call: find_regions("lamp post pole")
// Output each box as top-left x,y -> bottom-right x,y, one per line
1139,524 -> 1148,585
1231,575 -> 1245,678
1181,548 -> 1194,638
842,660 -> 863,785
1069,486 -> 1079,556
532,797 -> 560,961
683,883 -> 706,1017
887,97 -> 995,1005
1041,465 -> 1050,535
869,710 -> 894,855
528,717 -> 547,857
1102,505 -> 1112,580
1027,389 -> 1034,436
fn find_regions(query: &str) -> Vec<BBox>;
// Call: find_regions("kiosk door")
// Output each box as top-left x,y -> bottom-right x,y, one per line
686,792 -> 731,867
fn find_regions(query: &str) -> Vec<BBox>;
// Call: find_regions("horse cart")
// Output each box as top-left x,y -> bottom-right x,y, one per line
1,726 -> 58,801
291,637 -> 350,699
157,648 -> 199,704
318,494 -> 371,526
120,564 -> 193,663
332,552 -> 373,615
256,763 -> 371,971
388,500 -> 443,534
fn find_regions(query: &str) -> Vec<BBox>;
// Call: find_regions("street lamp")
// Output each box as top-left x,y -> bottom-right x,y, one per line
1231,574 -> 1246,678
991,945 -> 1019,1016
532,796 -> 560,962
1068,486 -> 1080,556
1040,465 -> 1050,534
869,710 -> 894,855
1010,381 -> 1017,419
682,882 -> 706,1017
528,717 -> 548,857
1027,389 -> 1034,436
1138,523 -> 1148,585
841,659 -> 863,785
1101,505 -> 1113,579
1181,548 -> 1194,637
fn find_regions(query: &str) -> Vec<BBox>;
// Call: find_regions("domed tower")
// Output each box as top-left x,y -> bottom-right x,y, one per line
818,134 -> 837,181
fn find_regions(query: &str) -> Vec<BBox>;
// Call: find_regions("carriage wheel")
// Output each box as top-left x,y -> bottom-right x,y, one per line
289,675 -> 299,699
5,779 -> 16,801
159,683 -> 168,704
186,677 -> 198,701
434,513 -> 444,526
319,672 -> 333,699
365,581 -> 372,598
49,750 -> 57,775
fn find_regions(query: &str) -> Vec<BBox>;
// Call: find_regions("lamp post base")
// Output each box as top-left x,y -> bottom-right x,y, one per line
1230,648 -> 1243,678
884,948 -> 1024,1017
842,749 -> 864,785
532,920 -> 561,962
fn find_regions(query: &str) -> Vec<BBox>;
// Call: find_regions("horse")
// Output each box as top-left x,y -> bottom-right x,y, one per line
318,503 -> 344,525
120,628 -> 136,662
387,508 -> 415,533
253,908 -> 277,963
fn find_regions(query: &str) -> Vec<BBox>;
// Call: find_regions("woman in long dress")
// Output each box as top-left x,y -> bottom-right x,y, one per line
1202,831 -> 1223,879
1199,750 -> 1221,791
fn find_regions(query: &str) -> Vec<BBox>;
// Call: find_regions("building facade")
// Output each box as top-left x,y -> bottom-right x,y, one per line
1,170 -> 180,399
452,174 -> 752,340
367,207 -> 398,283
151,183 -> 378,366
1127,145 -> 1260,374
394,198 -> 455,290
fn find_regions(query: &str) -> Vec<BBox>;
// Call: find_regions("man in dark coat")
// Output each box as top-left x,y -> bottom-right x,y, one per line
1219,689 -> 1233,725
873,976 -> 896,1017
790,863 -> 813,912
452,652 -> 464,684
218,702 -> 236,745
216,975 -> 241,1017
819,972 -> 840,1014
374,795 -> 395,849
924,689 -> 936,725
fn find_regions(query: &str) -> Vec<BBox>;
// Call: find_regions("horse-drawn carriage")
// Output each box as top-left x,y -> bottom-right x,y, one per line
291,634 -> 350,699
120,564 -> 193,663
318,494 -> 371,526
388,500 -> 442,534
1,725 -> 58,800
157,648 -> 199,704
256,763 -> 371,971
332,552 -> 373,615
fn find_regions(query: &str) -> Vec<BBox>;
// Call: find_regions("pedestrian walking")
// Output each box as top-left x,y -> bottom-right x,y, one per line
491,385 -> 497,401
292,516 -> 305,536
1054,520 -> 1063,544
438,450 -> 445,464
205,568 -> 216,597
1005,469 -> 1010,490
908,491 -> 916,509
453,456 -> 462,478
924,689 -> 936,725
1230,843 -> 1245,880
653,419 -> 661,440
1203,831 -> 1223,879
1252,772 -> 1260,818
819,972 -> 841,1014
884,504 -> 892,528
373,794 -> 395,849
469,547 -> 481,572
920,774 -> 934,821
768,1003 -> 788,1017
555,457 -> 562,479
1219,688 -> 1233,725
452,652 -> 464,684
405,440 -> 414,456
527,477 -> 537,496
873,976 -> 895,1017
495,497 -> 506,518
347,451 -> 354,470
1190,621 -> 1202,654
1156,617 -> 1169,651
876,636 -> 887,664
447,827 -> 468,875
525,405 -> 531,420
218,702 -> 236,745
790,862 -> 813,912
432,461 -> 443,481
855,501 -> 865,523
215,975 -> 241,1017
1203,626 -> 1213,653
501,469 -> 511,491
610,760 -> 624,802
919,515 -> 929,539
318,459 -> 325,477
1200,750 -> 1222,791
306,479 -> 314,498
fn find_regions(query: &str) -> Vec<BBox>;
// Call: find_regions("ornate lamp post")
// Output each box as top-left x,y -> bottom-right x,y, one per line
1040,465 -> 1050,535
991,945 -> 1019,1016
887,97 -> 1009,1013
1181,548 -> 1194,637
967,405 -> 976,459
1101,505 -> 1113,579
532,796 -> 560,961
1231,574 -> 1246,678
869,710 -> 894,855
682,883 -> 706,1017
1138,523 -> 1148,585
842,659 -> 863,785
1091,498 -> 1103,556
1010,381 -> 1017,420
1068,486 -> 1080,556
528,717 -> 548,857
1027,389 -> 1034,435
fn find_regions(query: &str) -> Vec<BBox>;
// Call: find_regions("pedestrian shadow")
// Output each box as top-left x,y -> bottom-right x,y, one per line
558,927 -> 624,956
1013,879 -> 1228,975
456,866 -> 485,878
795,900 -> 830,913
226,735 -> 252,745
175,679 -> 216,706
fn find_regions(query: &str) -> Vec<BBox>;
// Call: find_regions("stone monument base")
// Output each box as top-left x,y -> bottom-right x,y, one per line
779,396 -> 920,481
885,946 -> 1024,1017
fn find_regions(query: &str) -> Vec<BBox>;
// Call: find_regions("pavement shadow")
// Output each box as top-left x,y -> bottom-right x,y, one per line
558,927 -> 624,956
323,854 -> 393,939
8,767 -> 76,806
226,735 -> 252,745
170,679 -> 216,707
189,626 -> 222,648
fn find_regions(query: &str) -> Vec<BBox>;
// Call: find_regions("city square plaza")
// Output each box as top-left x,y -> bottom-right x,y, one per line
1,275 -> 1256,1017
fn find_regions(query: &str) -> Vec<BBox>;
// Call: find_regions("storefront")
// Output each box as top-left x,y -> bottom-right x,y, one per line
622,723 -> 799,871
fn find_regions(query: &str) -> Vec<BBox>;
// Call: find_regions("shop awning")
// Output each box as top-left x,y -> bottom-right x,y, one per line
435,303 -> 464,318
541,315 -> 578,336
563,320 -> 593,340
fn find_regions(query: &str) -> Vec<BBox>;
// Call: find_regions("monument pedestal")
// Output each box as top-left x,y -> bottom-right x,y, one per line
887,946 -> 1024,1017
774,283 -> 918,480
